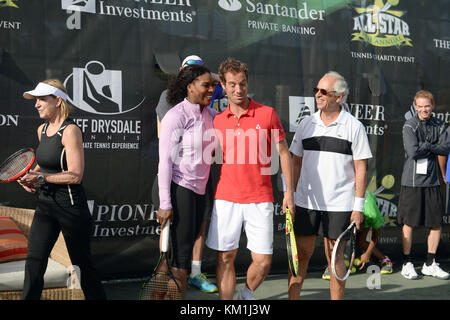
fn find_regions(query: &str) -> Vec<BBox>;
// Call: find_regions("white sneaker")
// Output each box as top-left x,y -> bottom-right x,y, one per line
236,288 -> 256,300
421,261 -> 450,280
401,262 -> 419,279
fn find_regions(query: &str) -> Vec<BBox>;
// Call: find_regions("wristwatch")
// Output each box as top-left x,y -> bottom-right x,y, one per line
36,173 -> 45,188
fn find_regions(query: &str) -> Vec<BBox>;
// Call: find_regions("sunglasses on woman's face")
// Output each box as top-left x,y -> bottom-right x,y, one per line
185,59 -> 204,66
313,87 -> 336,96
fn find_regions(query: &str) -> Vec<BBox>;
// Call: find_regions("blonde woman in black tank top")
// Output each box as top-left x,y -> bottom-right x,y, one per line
18,79 -> 106,300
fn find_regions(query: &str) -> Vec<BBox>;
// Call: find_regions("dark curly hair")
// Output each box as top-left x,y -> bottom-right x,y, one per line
166,64 -> 211,105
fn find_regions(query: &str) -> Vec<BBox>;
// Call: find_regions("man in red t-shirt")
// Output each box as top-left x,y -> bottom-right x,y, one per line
206,58 -> 294,300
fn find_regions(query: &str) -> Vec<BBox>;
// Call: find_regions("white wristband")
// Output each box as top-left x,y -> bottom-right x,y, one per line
353,197 -> 365,212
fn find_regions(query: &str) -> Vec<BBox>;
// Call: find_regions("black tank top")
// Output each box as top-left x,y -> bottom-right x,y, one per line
36,118 -> 85,206
36,118 -> 76,174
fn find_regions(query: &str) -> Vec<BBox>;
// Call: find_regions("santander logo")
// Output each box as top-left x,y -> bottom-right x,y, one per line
218,0 -> 242,11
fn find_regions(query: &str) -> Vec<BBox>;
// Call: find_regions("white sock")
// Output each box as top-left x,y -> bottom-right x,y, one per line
240,285 -> 254,299
191,261 -> 202,276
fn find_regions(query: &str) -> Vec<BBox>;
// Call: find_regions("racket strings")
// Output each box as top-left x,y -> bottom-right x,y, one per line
139,222 -> 184,300
0,151 -> 34,179
140,273 -> 182,300
332,227 -> 357,280
285,211 -> 299,277
286,238 -> 298,277
334,240 -> 349,279
140,255 -> 183,300
141,273 -> 171,300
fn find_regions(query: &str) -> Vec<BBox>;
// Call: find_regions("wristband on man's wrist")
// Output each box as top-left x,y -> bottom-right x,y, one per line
353,197 -> 365,212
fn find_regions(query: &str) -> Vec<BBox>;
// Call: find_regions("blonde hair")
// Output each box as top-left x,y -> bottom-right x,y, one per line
414,90 -> 435,107
42,79 -> 74,119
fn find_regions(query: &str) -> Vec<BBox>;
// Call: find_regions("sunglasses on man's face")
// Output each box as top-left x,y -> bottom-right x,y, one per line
313,87 -> 336,96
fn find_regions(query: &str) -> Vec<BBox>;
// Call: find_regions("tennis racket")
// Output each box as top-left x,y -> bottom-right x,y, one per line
139,222 -> 182,300
331,222 -> 357,281
285,208 -> 299,277
0,148 -> 35,183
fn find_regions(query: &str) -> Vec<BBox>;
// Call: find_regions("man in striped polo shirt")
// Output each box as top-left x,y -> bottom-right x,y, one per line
289,71 -> 372,300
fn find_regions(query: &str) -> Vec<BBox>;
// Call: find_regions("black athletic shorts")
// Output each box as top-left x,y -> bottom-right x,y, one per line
151,174 -> 214,221
397,186 -> 444,228
293,206 -> 352,240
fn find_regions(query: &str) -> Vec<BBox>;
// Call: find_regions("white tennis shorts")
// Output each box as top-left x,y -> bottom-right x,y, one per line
206,199 -> 274,254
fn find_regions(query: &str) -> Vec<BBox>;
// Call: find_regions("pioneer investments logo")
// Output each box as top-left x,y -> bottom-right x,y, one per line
63,0 -> 194,29
62,0 -> 95,13
289,96 -> 315,132
352,0 -> 412,47
87,200 -> 159,238
289,95 -> 386,136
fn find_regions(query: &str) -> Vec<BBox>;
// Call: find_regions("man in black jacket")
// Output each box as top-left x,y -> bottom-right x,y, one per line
398,90 -> 450,280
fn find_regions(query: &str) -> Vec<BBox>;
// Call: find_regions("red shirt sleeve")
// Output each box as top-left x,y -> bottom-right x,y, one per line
270,109 -> 286,144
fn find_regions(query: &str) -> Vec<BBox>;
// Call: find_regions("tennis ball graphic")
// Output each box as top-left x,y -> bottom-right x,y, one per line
381,174 -> 395,189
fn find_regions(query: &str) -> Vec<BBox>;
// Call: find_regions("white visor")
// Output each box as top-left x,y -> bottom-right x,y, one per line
23,82 -> 68,101
181,55 -> 204,68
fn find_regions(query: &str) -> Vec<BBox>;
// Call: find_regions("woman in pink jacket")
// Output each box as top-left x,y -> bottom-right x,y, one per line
157,64 -> 217,297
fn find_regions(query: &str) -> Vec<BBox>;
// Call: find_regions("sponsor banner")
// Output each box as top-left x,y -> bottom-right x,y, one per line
219,0 -> 325,37
434,38 -> 450,50
63,60 -> 144,150
289,96 -> 386,136
350,0 -> 416,67
0,114 -> 19,127
351,0 -> 413,48
87,200 -> 160,238
62,0 -> 195,29
0,1 -> 21,31
288,96 -> 315,132
0,0 -> 449,278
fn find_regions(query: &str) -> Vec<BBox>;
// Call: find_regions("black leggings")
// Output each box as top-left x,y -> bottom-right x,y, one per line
22,184 -> 106,300
169,182 -> 206,270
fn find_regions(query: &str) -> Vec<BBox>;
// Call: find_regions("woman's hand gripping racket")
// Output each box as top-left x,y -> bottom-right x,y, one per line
139,222 -> 182,300
0,148 -> 35,183
285,208 -> 299,277
331,222 -> 357,281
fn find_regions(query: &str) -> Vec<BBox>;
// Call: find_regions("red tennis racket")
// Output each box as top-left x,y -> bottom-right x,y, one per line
0,148 -> 36,183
